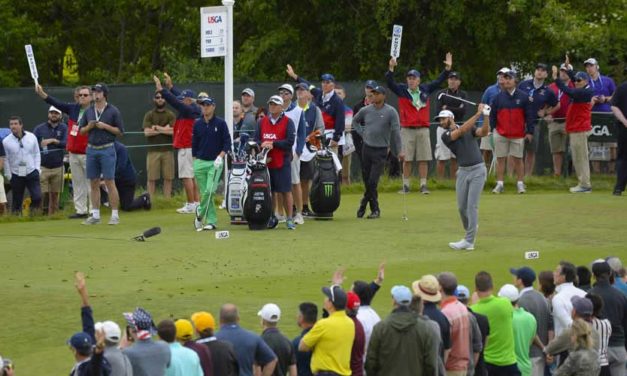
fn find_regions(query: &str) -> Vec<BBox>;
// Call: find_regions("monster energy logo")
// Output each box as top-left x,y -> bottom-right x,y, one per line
324,183 -> 334,197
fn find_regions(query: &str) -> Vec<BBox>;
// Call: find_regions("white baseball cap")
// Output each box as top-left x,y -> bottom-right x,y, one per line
48,105 -> 62,114
257,303 -> 281,323
434,110 -> 455,121
241,88 -> 255,97
277,84 -> 294,95
267,95 -> 284,106
95,320 -> 122,343
583,58 -> 598,66
498,284 -> 520,302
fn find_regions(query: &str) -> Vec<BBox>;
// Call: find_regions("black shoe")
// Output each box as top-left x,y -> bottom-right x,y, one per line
367,210 -> 380,219
69,213 -> 88,219
302,207 -> 313,217
613,190 -> 622,196
357,206 -> 366,218
143,192 -> 152,210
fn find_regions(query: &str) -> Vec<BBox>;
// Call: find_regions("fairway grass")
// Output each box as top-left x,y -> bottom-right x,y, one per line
0,191 -> 625,373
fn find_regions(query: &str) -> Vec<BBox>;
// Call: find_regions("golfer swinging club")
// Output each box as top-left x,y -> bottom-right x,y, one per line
192,96 -> 232,231
437,103 -> 490,250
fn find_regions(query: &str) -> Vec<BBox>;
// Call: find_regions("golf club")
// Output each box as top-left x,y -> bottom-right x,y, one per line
401,189 -> 408,221
437,92 -> 478,106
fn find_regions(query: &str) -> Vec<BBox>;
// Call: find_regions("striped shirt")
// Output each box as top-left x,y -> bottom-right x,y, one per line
591,318 -> 612,366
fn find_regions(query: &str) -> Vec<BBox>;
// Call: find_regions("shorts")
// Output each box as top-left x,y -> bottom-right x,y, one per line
300,159 -> 314,181
269,163 -> 292,193
147,150 -> 175,180
401,127 -> 432,161
480,134 -> 493,151
291,153 -> 301,185
547,120 -> 567,153
524,121 -> 542,153
494,132 -> 524,159
177,148 -> 194,179
0,174 -> 6,204
40,166 -> 64,193
435,127 -> 455,161
86,145 -> 117,180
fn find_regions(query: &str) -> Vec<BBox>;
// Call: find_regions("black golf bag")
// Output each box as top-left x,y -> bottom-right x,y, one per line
309,149 -> 341,219
226,133 -> 251,224
243,145 -> 273,230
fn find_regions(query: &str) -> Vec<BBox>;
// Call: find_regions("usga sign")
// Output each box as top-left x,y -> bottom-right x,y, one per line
591,125 -> 611,137
208,15 -> 223,23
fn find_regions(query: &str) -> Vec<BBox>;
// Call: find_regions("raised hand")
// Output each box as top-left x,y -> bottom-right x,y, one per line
375,261 -> 385,285
332,267 -> 346,286
551,65 -> 558,80
163,72 -> 173,89
153,75 -> 163,92
564,54 -> 570,67
389,57 -> 398,71
444,52 -> 453,70
35,84 -> 47,99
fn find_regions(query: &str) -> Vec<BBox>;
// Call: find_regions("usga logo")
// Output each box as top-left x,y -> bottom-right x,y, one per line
208,16 -> 223,23
263,134 -> 277,140
591,125 -> 611,137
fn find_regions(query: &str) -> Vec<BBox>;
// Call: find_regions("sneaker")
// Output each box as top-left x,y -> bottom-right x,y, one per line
143,193 -> 151,210
286,219 -> 296,230
302,207 -> 313,217
613,190 -> 622,196
219,199 -> 226,210
398,185 -> 410,194
203,224 -> 217,231
517,182 -> 526,194
420,185 -> 430,195
267,216 -> 279,229
82,216 -> 100,225
69,213 -> 88,219
194,214 -> 203,231
176,203 -> 195,214
108,216 -> 120,225
276,214 -> 287,223
492,185 -> 504,194
367,210 -> 380,219
569,185 -> 592,193
448,239 -> 475,251
294,213 -> 305,225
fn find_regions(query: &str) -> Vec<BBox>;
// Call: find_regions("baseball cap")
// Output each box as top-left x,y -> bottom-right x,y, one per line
198,97 -> 216,106
406,69 -> 421,77
175,319 -> 194,341
197,92 -> 209,99
434,110 -> 455,121
123,307 -> 156,333
391,285 -> 412,306
455,285 -> 470,300
448,71 -> 461,79
277,84 -> 294,95
48,105 -> 62,114
559,63 -> 574,71
91,83 -> 109,95
176,89 -> 196,100
295,83 -> 309,91
583,58 -> 598,66
365,80 -> 378,89
320,73 -> 335,82
258,303 -> 281,322
535,63 -> 548,71
591,261 -> 612,276
191,311 -> 216,332
267,95 -> 284,106
411,275 -> 442,303
496,67 -> 510,75
371,86 -> 386,95
509,266 -> 536,286
68,332 -> 93,352
241,88 -> 255,97
498,284 -> 520,302
605,257 -> 623,274
94,321 -> 121,343
571,296 -> 593,317
322,285 -> 348,309
574,72 -> 589,81
502,69 -> 517,78
346,291 -> 361,311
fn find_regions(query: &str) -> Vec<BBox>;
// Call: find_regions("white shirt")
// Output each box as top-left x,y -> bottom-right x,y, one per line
551,282 -> 586,336
357,305 -> 381,360
519,286 -> 535,296
2,131 -> 40,178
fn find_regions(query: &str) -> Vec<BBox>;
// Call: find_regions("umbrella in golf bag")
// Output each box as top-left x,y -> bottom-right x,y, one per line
242,143 -> 274,230
309,133 -> 342,219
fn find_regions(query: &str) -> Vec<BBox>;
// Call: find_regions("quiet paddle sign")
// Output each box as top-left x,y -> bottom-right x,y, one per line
390,25 -> 403,58
25,44 -> 39,86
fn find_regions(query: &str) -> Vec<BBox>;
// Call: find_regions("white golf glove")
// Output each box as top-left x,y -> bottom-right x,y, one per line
482,105 -> 491,116
214,155 -> 223,169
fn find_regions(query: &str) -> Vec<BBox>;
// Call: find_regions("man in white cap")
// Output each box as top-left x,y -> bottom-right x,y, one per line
95,320 -> 133,375
498,284 -> 537,376
259,303 -> 296,376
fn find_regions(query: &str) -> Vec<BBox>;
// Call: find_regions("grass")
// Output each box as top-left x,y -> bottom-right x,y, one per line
0,179 -> 625,373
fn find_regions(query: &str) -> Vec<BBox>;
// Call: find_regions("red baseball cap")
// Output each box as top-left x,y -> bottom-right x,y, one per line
346,291 -> 361,311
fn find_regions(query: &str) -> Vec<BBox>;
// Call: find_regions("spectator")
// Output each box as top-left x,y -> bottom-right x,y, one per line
412,274 -> 452,364
256,107 -> 268,121
299,285 -> 354,376
157,319 -> 202,376
192,311 -> 239,376
142,91 -> 175,199
122,308 -> 171,376
334,85 -> 354,185
0,137 -> 6,215
606,256 -> 627,295
456,285 -> 488,376
33,106 -> 67,215
36,84 -> 92,219
511,266 -> 553,375
352,80 -> 378,172
2,116 -> 41,215
216,304 -> 277,376
498,284 -> 537,376
114,141 -> 150,211
292,303 -> 317,376
78,83 -> 124,225
539,270 -> 556,302
254,95 -> 296,230
611,77 -> 627,195
552,62 -> 595,193
154,73 -> 200,214
233,100 -> 255,143
470,271 -> 520,375
438,272 -> 472,376
490,69 -> 535,194
576,266 -> 592,292
553,319 -> 600,376
409,295 -> 446,375
365,285 -> 437,376
94,321 -> 132,376
547,64 -> 574,177
386,53 -> 453,194
437,71 -> 469,120
345,292 -> 365,376
587,293 -> 613,376
552,261 -> 587,336
479,68 -> 508,167
257,303 -> 296,376
588,261 -> 627,374
352,262 -> 385,356
241,88 -> 258,130
544,296 -> 600,359
174,319 -> 214,376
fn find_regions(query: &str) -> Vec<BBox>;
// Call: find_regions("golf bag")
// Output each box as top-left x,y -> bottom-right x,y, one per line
226,133 -> 251,224
243,145 -> 273,230
309,148 -> 341,219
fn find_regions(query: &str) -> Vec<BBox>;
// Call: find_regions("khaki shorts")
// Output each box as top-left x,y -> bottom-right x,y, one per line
291,153 -> 300,185
40,166 -> 64,193
147,150 -> 175,180
401,127 -> 432,161
480,134 -> 493,151
177,148 -> 194,179
0,174 -> 6,204
494,132 -> 524,158
547,120 -> 567,153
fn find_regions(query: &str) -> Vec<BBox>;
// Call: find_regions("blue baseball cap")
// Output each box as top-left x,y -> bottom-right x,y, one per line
574,72 -> 589,81
510,266 -> 536,286
365,80 -> 378,89
68,332 -> 93,352
371,85 -> 387,95
320,73 -> 335,82
391,285 -> 412,306
91,83 -> 109,95
406,69 -> 420,77
176,89 -> 196,100
198,97 -> 215,106
455,285 -> 470,300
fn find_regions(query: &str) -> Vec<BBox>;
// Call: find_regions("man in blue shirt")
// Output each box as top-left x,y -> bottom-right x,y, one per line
292,302 -> 318,376
113,142 -> 150,212
33,106 -> 67,215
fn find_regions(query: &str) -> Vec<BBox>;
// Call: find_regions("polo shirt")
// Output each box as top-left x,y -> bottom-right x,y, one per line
292,328 -> 313,376
33,121 -> 67,168
356,306 -> 381,360
441,125 -> 483,167
512,307 -> 537,376
261,327 -> 296,376
142,108 -> 175,152
588,74 -> 616,112
78,103 -> 125,146
123,339 -> 171,376
441,297 -> 471,371
302,310 -> 355,376
517,287 -> 552,358
216,324 -> 277,376
470,295 -> 517,366
166,342 -> 202,376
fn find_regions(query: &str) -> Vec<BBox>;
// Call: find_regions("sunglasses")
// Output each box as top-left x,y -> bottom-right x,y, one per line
278,91 -> 291,96
78,93 -> 91,97
575,79 -> 584,83
154,96 -> 164,99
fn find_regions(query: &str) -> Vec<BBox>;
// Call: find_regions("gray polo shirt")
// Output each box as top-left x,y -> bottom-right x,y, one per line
352,103 -> 401,155
79,103 -> 124,146
517,287 -> 553,358
441,126 -> 483,167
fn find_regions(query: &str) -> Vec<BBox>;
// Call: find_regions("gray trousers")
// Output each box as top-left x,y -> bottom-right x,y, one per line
456,164 -> 487,244
608,346 -> 627,376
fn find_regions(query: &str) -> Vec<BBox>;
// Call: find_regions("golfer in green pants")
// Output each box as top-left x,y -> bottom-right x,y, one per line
192,96 -> 232,231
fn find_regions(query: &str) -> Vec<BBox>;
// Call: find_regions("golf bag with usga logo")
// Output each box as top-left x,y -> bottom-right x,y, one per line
242,143 -> 273,230
309,143 -> 341,219
226,133 -> 251,224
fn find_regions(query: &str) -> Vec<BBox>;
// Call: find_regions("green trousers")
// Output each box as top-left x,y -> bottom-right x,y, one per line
194,159 -> 222,224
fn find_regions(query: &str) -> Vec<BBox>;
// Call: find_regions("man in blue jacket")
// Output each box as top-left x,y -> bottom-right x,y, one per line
113,141 -> 151,211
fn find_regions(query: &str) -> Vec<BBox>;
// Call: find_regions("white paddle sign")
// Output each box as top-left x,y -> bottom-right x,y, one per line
25,44 -> 39,86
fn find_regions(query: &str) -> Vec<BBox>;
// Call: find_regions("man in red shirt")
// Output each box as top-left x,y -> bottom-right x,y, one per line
547,64 -> 574,177
438,272 -> 472,376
